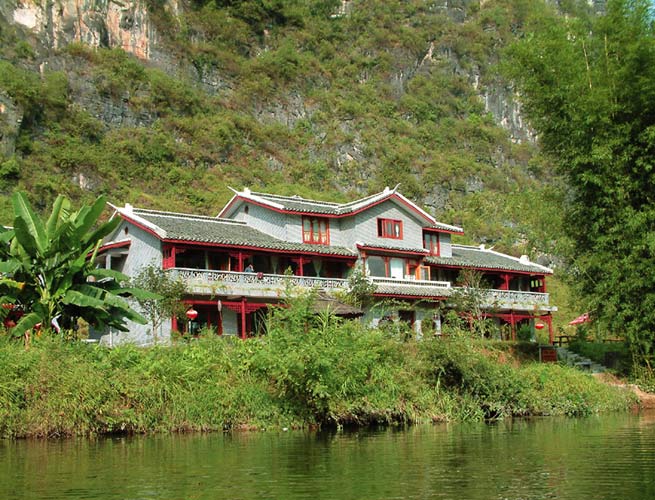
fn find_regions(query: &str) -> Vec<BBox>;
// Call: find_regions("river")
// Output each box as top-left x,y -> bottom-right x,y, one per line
1,412 -> 654,500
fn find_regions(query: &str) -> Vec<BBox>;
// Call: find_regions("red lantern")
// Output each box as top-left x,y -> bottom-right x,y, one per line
535,323 -> 545,330
186,308 -> 198,321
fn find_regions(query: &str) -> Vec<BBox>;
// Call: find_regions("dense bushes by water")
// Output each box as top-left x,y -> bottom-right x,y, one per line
0,303 -> 636,438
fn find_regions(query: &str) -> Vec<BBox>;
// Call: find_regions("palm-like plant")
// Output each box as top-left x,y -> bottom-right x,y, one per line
0,192 -> 151,335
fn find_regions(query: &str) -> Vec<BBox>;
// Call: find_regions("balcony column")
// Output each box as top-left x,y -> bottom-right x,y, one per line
238,252 -> 244,272
241,298 -> 247,340
500,274 -> 510,290
291,257 -> 305,276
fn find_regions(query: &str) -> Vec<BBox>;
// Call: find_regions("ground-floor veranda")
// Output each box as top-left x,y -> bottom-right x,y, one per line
175,295 -> 554,343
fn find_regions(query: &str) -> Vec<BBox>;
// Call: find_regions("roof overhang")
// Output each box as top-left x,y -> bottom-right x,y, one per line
357,243 -> 429,257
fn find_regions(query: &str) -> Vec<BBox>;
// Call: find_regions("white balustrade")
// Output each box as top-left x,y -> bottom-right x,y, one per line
369,277 -> 451,289
167,268 -> 550,307
167,268 -> 349,293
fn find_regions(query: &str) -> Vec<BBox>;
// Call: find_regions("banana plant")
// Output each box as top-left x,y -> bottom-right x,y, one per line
0,192 -> 155,336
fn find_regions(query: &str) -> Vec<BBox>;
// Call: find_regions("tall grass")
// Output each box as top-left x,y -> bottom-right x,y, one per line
0,302 -> 637,438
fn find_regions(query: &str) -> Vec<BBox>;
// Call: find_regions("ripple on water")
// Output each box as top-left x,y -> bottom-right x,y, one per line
1,413 -> 654,500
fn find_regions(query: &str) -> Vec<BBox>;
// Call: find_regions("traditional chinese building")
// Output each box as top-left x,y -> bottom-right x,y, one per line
95,187 -> 555,345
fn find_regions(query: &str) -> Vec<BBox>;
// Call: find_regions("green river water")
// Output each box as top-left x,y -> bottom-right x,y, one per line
1,412 -> 654,500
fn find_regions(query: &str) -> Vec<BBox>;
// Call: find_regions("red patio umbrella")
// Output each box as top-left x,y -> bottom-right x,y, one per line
568,312 -> 590,326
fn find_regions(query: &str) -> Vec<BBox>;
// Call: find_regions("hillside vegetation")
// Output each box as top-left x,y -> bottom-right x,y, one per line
0,0 -> 588,257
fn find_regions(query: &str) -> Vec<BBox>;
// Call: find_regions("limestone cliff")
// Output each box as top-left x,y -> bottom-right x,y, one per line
0,0 -> 574,253
5,0 -> 169,59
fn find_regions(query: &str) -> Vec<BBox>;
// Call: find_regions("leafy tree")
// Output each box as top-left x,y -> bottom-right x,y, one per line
505,0 -> 655,373
340,267 -> 376,309
448,269 -> 497,337
0,192 -> 152,337
130,265 -> 188,343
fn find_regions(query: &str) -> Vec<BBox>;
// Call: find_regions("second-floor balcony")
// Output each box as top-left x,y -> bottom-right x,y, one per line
168,268 -> 350,299
168,268 -> 555,311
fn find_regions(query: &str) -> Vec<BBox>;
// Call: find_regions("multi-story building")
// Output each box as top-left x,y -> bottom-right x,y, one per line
95,187 -> 555,345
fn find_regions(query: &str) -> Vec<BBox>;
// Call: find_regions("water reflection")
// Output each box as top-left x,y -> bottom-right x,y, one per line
1,413 -> 654,499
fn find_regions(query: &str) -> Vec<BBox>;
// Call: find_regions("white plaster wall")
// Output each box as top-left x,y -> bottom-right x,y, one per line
93,222 -> 165,346
243,204 -> 292,240
440,233 -> 452,258
342,200 -> 424,249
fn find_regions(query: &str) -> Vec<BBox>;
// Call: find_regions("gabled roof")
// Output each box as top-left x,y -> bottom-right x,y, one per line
219,187 -> 464,234
110,205 -> 357,258
424,244 -> 553,274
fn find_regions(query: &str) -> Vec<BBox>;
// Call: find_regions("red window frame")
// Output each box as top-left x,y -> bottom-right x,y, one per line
302,216 -> 330,245
377,218 -> 403,239
423,233 -> 440,256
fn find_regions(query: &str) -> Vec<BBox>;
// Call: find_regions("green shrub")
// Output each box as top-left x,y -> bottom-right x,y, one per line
0,300 -> 636,438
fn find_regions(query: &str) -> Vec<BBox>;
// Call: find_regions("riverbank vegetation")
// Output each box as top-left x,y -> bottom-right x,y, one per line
0,298 -> 636,438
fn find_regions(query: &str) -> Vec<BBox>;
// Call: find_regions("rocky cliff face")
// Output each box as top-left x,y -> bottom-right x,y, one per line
0,0 -> 567,253
5,0 -> 169,59
1,0 -> 534,142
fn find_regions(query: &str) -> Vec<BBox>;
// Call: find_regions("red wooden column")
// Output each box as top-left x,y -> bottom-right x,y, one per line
291,257 -> 305,276
510,311 -> 516,341
229,252 -> 252,272
500,274 -> 510,290
241,298 -> 247,340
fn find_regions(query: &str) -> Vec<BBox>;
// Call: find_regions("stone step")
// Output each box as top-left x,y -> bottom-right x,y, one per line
556,347 -> 606,373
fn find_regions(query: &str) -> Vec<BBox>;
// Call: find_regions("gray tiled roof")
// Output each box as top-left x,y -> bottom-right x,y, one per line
249,191 -> 379,215
357,242 -> 429,254
131,209 -> 357,257
429,223 -> 464,233
373,283 -> 447,298
424,245 -> 552,274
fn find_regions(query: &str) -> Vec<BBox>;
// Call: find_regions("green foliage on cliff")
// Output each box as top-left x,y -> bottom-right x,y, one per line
0,0 -> 573,258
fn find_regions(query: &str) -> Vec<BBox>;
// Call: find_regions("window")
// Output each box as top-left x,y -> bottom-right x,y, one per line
302,217 -> 330,244
423,233 -> 440,255
377,218 -> 403,239
366,256 -> 387,277
365,256 -> 411,279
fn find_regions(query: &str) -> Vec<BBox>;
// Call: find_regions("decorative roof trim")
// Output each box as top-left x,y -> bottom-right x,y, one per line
453,244 -> 554,274
97,239 -> 132,253
393,191 -> 437,225
424,260 -> 549,276
133,207 -> 247,227
113,207 -> 167,239
218,188 -> 462,231
161,238 -> 358,258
